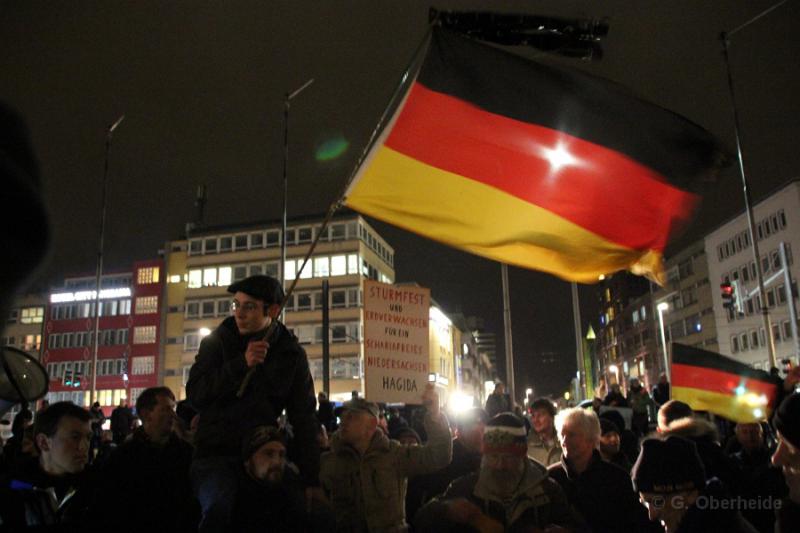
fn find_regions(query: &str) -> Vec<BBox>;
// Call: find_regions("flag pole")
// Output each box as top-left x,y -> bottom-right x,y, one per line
337,23 -> 434,204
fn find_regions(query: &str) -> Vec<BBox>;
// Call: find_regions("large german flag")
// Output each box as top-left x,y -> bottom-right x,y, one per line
344,27 -> 726,283
672,343 -> 781,423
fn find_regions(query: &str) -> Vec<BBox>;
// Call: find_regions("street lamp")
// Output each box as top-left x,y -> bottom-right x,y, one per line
608,364 -> 619,385
656,302 -> 671,382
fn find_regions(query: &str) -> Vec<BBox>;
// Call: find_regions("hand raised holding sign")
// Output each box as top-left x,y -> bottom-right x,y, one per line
422,383 -> 440,418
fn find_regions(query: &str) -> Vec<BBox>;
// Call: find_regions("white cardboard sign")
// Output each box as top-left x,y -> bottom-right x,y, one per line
363,280 -> 430,403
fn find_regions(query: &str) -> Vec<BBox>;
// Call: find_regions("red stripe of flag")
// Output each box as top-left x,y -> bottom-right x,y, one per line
386,83 -> 700,251
672,363 -> 779,400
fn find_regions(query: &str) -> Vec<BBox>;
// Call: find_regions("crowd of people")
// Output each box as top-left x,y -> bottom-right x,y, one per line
1,274 -> 799,532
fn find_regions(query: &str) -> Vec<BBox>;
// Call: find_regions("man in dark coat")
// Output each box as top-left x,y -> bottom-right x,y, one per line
316,391 -> 336,433
484,382 -> 511,418
652,373 -> 670,406
109,399 -> 134,445
548,407 -> 654,532
729,422 -> 787,533
91,386 -> 199,531
186,275 -> 319,532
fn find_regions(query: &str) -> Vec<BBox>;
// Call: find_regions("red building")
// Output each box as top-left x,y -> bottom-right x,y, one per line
42,260 -> 163,415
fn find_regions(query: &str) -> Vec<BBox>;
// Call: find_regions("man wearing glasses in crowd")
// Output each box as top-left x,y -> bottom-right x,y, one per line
186,275 -> 319,532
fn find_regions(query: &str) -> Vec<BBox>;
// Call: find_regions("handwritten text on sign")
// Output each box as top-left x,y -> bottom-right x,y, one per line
363,280 -> 430,403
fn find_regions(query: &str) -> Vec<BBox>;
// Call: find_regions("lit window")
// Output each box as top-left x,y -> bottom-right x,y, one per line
298,261 -> 312,279
169,274 -> 181,284
137,267 -> 160,285
284,260 -> 296,281
218,266 -> 232,286
132,356 -> 155,375
20,307 -> 44,324
133,326 -> 157,344
331,255 -> 346,276
135,296 -> 158,314
188,270 -> 202,288
314,257 -> 330,277
348,254 -> 359,275
203,268 -> 217,287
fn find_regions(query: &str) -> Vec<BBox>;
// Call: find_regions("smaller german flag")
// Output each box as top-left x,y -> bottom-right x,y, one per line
671,343 -> 781,423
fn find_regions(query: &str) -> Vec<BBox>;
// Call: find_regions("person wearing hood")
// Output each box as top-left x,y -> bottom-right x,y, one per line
320,385 -> 451,532
661,416 -> 743,494
186,275 -> 319,532
415,412 -> 573,532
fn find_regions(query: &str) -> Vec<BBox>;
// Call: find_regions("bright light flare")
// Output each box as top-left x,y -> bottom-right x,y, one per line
539,142 -> 580,173
448,391 -> 475,414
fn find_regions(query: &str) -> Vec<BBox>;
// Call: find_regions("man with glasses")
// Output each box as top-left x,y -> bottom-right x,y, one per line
186,275 -> 319,532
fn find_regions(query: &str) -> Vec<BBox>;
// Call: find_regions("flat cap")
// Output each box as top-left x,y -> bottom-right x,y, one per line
228,275 -> 284,305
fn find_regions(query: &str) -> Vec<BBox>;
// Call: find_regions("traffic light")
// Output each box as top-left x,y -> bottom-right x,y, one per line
63,369 -> 73,387
73,369 -> 82,388
721,278 -> 735,309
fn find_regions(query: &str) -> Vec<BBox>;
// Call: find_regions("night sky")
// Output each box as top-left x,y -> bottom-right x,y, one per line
2,1 -> 798,398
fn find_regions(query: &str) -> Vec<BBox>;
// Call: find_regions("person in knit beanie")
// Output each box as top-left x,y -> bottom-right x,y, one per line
632,436 -> 706,532
633,436 -> 758,533
772,392 -> 800,533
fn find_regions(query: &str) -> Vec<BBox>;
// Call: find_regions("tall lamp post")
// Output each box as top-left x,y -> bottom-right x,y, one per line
720,0 -> 788,369
91,114 -> 124,404
657,302 -> 671,382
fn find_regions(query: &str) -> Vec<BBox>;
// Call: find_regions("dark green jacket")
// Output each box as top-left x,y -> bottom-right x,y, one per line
320,412 -> 452,532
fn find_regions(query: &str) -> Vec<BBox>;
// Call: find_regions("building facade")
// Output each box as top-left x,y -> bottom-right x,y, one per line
704,180 -> 800,369
3,293 -> 46,359
41,260 -> 164,412
594,272 -> 657,392
161,212 -> 395,402
651,239 -> 720,371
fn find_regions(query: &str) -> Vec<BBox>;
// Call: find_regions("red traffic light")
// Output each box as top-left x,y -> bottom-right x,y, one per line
721,283 -> 734,296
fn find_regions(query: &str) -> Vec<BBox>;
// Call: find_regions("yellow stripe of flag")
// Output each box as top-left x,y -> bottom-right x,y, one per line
345,146 -> 664,283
